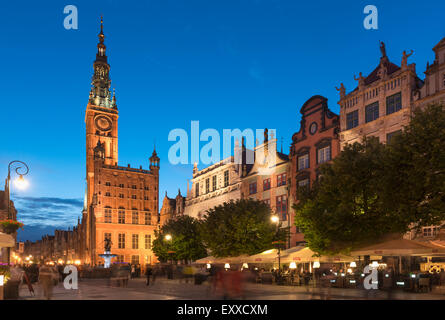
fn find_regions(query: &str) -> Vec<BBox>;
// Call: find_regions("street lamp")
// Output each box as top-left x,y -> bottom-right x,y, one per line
271,215 -> 284,283
4,160 -> 29,265
271,215 -> 280,268
6,160 -> 29,219
164,234 -> 174,265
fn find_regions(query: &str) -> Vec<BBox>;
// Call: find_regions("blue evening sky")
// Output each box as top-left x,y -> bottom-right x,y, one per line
1,0 -> 444,241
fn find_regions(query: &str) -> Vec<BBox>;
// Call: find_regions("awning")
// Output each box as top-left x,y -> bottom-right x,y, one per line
194,255 -> 250,265
194,256 -> 220,264
350,239 -> 445,257
0,232 -> 15,248
281,247 -> 354,264
244,249 -> 281,263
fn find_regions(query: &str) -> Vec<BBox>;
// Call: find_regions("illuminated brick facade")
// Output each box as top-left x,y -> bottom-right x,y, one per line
82,20 -> 160,266
288,96 -> 340,247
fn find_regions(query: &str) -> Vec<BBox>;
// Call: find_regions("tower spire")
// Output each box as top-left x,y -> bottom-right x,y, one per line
89,16 -> 113,108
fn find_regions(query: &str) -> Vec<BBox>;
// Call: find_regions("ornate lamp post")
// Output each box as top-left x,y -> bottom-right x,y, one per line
4,160 -> 29,265
6,161 -> 29,219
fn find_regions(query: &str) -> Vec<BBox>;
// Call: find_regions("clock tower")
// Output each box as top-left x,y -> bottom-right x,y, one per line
81,18 -> 160,266
85,18 -> 118,205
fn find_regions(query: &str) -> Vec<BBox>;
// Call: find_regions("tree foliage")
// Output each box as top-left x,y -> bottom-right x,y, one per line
200,199 -> 287,258
386,104 -> 445,229
294,104 -> 445,255
152,215 -> 207,263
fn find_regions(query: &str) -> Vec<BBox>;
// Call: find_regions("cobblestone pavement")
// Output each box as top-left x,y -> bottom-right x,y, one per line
18,278 -> 445,300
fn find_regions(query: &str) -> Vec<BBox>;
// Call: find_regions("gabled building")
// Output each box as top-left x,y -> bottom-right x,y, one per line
414,37 -> 445,108
288,95 -> 340,247
338,42 -> 422,147
240,131 -> 290,234
160,190 -> 186,225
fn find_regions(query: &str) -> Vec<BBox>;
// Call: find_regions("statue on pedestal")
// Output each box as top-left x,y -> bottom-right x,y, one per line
401,50 -> 414,68
380,41 -> 387,58
104,237 -> 112,253
354,72 -> 365,89
335,83 -> 346,100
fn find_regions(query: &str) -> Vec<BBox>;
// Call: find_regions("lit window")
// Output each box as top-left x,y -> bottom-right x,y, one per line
132,210 -> 138,224
263,178 -> 271,191
297,154 -> 309,171
249,182 -> 257,195
144,212 -> 151,225
212,175 -> 217,191
145,234 -> 152,250
277,173 -> 287,187
276,195 -> 288,221
132,234 -> 139,249
104,207 -> 112,223
131,255 -> 139,265
118,209 -> 125,224
224,170 -> 229,187
317,146 -> 331,164
206,178 -> 210,194
118,233 -> 125,249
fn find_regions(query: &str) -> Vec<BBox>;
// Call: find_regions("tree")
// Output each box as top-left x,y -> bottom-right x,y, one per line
294,104 -> 445,255
294,137 -> 398,255
152,215 -> 207,263
200,199 -> 287,258
386,104 -> 445,230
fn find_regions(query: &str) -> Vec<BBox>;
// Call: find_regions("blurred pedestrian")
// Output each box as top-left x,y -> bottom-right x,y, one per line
145,265 -> 152,286
38,264 -> 54,300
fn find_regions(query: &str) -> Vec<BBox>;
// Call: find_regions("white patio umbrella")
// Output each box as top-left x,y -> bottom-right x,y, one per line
281,247 -> 354,264
350,239 -> 445,257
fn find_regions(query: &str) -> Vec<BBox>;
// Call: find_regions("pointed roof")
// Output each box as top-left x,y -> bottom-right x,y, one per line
363,59 -> 401,86
433,36 -> 445,51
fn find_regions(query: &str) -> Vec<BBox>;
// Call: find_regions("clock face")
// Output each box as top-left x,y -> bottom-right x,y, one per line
309,122 -> 318,135
95,116 -> 112,131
